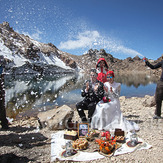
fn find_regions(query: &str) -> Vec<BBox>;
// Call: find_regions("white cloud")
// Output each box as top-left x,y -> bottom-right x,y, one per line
114,45 -> 143,57
104,40 -> 143,57
58,30 -> 143,57
17,29 -> 43,41
59,30 -> 100,49
30,29 -> 43,41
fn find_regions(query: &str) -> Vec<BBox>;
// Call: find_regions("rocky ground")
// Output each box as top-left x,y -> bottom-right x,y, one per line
0,95 -> 163,163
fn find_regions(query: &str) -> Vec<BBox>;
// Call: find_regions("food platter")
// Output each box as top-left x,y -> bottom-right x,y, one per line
126,141 -> 142,148
115,136 -> 125,143
64,130 -> 78,140
98,142 -> 121,157
63,129 -> 126,157
72,138 -> 89,150
61,149 -> 78,158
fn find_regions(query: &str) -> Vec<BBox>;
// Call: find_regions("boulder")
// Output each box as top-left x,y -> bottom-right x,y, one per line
142,96 -> 156,107
37,105 -> 74,130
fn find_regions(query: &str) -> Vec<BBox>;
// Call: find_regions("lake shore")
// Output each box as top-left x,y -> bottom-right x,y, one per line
0,95 -> 163,162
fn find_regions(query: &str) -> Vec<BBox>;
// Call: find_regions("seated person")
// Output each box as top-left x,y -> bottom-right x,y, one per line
76,69 -> 104,123
91,71 -> 139,132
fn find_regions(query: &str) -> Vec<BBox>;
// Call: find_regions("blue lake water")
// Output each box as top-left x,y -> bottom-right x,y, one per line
120,83 -> 156,97
4,73 -> 158,118
56,83 -> 156,106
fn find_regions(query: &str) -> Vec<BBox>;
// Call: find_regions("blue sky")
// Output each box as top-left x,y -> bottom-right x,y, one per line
0,0 -> 163,60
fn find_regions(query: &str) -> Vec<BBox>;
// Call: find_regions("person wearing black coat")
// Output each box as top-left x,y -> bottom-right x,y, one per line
0,55 -> 8,129
76,69 -> 104,123
145,57 -> 163,119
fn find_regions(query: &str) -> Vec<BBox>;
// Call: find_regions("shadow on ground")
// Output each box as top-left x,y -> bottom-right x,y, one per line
0,153 -> 33,163
0,131 -> 48,149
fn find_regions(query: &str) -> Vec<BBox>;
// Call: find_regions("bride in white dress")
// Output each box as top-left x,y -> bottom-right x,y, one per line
91,71 -> 139,132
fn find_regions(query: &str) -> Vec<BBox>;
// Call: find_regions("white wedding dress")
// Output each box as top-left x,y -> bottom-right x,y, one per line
91,81 -> 139,132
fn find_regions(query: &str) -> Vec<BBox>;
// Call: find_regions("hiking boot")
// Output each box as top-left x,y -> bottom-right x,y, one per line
81,117 -> 88,123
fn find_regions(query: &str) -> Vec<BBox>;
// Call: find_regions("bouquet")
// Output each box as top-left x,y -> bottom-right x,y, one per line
102,96 -> 111,103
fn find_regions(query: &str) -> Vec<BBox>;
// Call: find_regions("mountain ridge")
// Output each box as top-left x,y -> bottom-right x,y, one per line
0,22 -> 162,77
0,22 -> 78,75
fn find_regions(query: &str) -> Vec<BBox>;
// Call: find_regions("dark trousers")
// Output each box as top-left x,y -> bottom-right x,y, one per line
76,100 -> 97,122
0,74 -> 8,128
155,80 -> 163,116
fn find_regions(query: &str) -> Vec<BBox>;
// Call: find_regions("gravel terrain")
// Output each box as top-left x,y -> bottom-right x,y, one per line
0,95 -> 163,163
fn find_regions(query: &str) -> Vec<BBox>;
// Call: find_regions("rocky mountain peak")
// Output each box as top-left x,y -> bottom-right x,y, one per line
0,22 -> 78,75
0,21 -> 14,32
133,55 -> 141,61
0,22 -> 162,77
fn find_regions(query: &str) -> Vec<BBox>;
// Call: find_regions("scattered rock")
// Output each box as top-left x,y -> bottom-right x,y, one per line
143,96 -> 156,107
0,96 -> 162,162
119,96 -> 126,101
37,105 -> 74,130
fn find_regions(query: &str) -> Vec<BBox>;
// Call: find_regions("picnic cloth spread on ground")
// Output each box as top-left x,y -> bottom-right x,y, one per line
114,132 -> 152,156
51,131 -> 152,162
51,131 -> 105,162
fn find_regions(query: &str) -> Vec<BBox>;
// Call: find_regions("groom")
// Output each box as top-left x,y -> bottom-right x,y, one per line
76,69 -> 104,123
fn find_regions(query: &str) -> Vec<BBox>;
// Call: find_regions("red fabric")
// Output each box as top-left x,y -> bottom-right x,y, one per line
96,58 -> 109,69
97,72 -> 107,83
106,71 -> 115,77
96,58 -> 109,83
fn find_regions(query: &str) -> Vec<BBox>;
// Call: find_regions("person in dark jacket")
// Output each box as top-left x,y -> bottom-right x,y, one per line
145,56 -> 163,119
76,69 -> 104,123
0,55 -> 8,129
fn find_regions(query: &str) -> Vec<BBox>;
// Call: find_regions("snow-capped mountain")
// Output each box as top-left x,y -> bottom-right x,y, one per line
0,22 -> 79,75
0,22 -> 161,76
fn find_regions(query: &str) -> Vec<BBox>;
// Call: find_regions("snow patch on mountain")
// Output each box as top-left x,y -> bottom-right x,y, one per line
0,37 -> 29,67
0,36 -> 72,70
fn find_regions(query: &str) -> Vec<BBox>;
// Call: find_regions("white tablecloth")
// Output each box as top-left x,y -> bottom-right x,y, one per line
51,131 -> 105,162
51,131 -> 152,162
114,132 -> 152,156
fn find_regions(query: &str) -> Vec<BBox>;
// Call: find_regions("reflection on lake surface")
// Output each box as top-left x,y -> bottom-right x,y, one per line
4,73 -> 159,118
